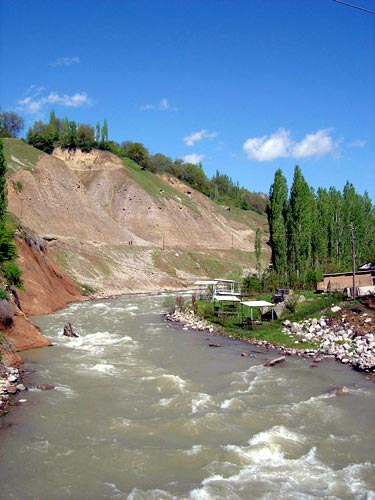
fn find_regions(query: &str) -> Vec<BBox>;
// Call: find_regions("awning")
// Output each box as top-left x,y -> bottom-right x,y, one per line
241,300 -> 274,307
213,295 -> 241,302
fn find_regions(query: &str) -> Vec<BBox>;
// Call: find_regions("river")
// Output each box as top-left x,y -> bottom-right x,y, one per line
1,293 -> 374,499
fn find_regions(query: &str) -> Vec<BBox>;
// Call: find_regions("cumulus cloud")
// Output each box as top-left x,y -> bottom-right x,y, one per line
140,98 -> 177,112
243,128 -> 336,162
183,153 -> 205,164
183,129 -> 218,147
17,89 -> 91,114
50,56 -> 80,67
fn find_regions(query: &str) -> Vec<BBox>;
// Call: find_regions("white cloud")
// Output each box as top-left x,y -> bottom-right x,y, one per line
349,139 -> 366,148
243,129 -> 292,161
243,128 -> 336,162
292,129 -> 334,159
183,153 -> 205,164
17,89 -> 91,114
50,56 -> 80,67
140,98 -> 177,112
183,129 -> 218,147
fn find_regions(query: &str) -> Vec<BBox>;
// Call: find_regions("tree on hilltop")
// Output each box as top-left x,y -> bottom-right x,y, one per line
0,111 -> 24,138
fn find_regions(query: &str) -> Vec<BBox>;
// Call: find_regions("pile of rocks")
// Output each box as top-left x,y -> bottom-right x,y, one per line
165,309 -> 215,333
0,363 -> 26,416
282,311 -> 375,372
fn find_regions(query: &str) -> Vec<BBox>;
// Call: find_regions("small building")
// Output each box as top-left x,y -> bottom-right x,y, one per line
317,270 -> 374,293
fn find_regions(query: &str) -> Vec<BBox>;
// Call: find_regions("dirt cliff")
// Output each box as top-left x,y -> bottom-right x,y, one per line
0,237 -> 83,366
4,140 -> 269,297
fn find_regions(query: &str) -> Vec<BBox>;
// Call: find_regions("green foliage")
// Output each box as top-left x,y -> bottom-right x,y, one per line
0,289 -> 9,300
267,166 -> 375,289
0,111 -> 24,138
0,140 -> 7,221
125,142 -> 149,168
76,124 -> 95,152
13,180 -> 23,192
1,262 -> 23,288
267,169 -> 288,282
0,224 -> 17,262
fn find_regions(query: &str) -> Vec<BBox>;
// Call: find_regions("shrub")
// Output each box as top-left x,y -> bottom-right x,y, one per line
175,295 -> 185,311
0,299 -> 13,327
13,180 -> 23,192
0,289 -> 8,300
1,262 -> 23,288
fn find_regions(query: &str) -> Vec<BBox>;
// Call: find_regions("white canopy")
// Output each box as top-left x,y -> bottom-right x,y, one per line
213,295 -> 241,302
241,300 -> 274,308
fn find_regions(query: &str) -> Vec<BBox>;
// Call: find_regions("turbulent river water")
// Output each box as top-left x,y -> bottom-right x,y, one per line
1,294 -> 375,500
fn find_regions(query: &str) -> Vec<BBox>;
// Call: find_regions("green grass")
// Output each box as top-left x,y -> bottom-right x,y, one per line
153,249 -> 244,279
2,138 -> 41,173
122,159 -> 200,214
194,291 -> 345,349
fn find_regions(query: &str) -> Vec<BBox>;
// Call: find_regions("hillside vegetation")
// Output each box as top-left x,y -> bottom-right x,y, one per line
3,139 -> 269,296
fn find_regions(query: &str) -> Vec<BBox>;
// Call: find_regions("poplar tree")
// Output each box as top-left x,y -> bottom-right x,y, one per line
0,139 -> 7,222
267,169 -> 288,283
101,118 -> 108,143
255,228 -> 262,279
287,166 -> 314,282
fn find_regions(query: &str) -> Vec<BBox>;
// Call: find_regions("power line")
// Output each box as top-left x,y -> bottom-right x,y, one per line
333,0 -> 375,15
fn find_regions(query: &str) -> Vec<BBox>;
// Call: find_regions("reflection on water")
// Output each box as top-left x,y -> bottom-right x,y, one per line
0,294 -> 374,500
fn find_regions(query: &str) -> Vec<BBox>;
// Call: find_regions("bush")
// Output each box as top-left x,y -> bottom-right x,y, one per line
0,299 -> 13,327
1,262 -> 23,288
175,295 -> 185,311
0,289 -> 8,300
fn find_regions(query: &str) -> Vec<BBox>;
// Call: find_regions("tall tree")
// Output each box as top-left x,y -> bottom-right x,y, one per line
0,139 -> 7,222
255,228 -> 262,279
101,118 -> 108,143
267,169 -> 288,282
287,166 -> 314,282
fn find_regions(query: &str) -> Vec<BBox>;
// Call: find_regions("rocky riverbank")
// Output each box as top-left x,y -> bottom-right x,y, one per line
0,363 -> 26,417
165,305 -> 375,375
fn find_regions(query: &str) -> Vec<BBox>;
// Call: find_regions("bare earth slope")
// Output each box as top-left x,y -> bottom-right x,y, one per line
5,140 -> 269,297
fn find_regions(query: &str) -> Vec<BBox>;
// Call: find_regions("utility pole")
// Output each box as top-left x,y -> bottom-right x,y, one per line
350,222 -> 356,299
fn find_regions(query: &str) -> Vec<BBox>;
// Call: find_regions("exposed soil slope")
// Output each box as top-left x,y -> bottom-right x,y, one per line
5,139 -> 269,296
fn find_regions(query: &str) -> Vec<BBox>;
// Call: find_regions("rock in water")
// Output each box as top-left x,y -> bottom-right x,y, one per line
63,322 -> 79,338
263,356 -> 286,367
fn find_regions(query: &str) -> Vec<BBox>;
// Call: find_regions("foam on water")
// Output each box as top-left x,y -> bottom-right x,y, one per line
191,393 -> 214,414
54,384 -> 79,398
140,374 -> 188,393
189,443 -> 375,500
89,363 -> 119,376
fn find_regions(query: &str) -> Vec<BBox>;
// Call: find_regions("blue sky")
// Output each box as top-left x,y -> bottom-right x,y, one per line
1,0 -> 374,200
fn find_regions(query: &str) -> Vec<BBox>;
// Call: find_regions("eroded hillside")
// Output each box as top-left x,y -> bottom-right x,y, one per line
4,139 -> 270,296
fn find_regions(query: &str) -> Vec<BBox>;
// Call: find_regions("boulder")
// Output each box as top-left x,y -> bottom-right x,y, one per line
63,322 -> 79,338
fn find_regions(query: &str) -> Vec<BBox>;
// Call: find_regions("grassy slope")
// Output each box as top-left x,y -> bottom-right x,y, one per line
122,158 -> 200,214
2,138 -> 41,173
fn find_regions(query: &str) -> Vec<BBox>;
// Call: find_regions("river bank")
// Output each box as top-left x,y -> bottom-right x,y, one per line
165,307 -> 375,379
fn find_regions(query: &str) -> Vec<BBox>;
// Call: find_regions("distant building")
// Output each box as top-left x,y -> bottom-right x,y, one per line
317,264 -> 375,294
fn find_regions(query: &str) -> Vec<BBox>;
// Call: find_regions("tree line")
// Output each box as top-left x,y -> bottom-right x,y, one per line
1,109 -> 267,215
267,166 -> 375,289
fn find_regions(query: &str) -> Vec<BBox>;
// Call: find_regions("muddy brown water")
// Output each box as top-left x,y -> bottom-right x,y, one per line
1,294 -> 374,499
